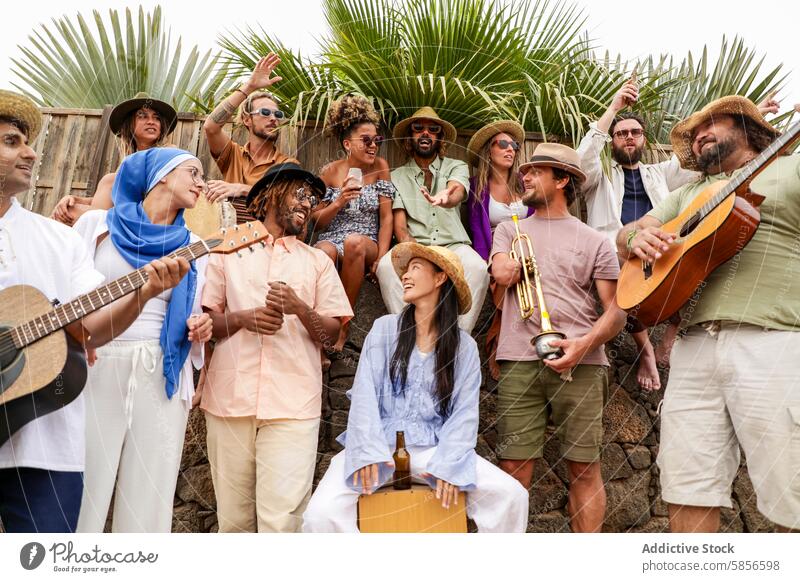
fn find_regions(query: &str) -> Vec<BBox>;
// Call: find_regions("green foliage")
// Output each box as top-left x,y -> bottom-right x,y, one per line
11,6 -> 235,112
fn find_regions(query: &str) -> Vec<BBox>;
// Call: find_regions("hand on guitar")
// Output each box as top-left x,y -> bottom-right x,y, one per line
206,180 -> 248,203
139,257 -> 191,301
628,227 -> 676,262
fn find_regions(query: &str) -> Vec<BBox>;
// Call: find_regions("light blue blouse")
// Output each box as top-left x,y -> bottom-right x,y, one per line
337,314 -> 481,493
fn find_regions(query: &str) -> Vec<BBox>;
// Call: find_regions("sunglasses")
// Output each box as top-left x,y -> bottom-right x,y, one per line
492,139 -> 520,151
250,108 -> 285,119
294,186 -> 319,208
410,122 -> 442,135
612,128 -> 644,139
356,135 -> 384,147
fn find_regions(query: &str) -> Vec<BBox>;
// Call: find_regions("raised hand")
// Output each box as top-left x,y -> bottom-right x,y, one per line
244,53 -> 283,92
611,80 -> 639,112
757,91 -> 780,116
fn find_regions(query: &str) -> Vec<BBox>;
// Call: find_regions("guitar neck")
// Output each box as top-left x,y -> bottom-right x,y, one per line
9,239 -> 212,350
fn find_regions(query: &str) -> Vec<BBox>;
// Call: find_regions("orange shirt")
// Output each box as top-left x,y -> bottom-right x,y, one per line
200,234 -> 352,420
214,139 -> 300,222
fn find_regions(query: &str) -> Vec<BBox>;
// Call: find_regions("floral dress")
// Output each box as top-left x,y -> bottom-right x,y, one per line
316,179 -> 396,255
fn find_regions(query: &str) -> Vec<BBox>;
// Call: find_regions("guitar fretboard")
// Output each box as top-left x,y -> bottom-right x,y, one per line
7,239 -> 212,349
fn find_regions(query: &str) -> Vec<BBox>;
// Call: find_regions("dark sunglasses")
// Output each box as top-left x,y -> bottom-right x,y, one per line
492,139 -> 520,151
250,107 -> 285,119
410,122 -> 442,135
294,186 -> 319,208
357,135 -> 384,147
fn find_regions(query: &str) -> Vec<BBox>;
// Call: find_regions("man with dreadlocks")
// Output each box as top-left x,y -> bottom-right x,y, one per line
199,163 -> 352,533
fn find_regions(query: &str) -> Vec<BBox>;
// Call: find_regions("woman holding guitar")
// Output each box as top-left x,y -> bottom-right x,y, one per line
72,147 -> 213,533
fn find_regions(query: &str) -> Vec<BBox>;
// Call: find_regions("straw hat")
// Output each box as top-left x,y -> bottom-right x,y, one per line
519,142 -> 586,184
391,242 -> 472,315
392,106 -> 457,145
466,120 -> 525,167
0,90 -> 42,140
670,95 -> 780,171
109,92 -> 178,136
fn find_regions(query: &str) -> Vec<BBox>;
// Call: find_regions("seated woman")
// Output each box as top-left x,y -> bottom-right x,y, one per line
51,93 -> 177,225
465,120 -> 531,379
303,243 -> 529,533
312,94 -> 395,350
73,147 -> 211,533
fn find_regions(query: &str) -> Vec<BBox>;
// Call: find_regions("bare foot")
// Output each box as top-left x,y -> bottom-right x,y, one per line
637,347 -> 661,392
332,320 -> 350,352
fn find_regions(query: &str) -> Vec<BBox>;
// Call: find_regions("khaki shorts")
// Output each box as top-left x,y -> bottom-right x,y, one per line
496,360 -> 608,463
658,323 -> 800,529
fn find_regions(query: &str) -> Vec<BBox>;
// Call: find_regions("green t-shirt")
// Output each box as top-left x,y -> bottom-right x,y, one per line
647,154 -> 800,330
391,156 -> 471,247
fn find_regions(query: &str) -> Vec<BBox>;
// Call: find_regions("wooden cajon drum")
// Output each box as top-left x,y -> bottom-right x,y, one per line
357,485 -> 467,533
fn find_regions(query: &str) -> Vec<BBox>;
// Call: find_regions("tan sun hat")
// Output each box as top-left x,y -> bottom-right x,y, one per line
670,95 -> 781,171
109,92 -> 178,136
391,242 -> 472,315
0,90 -> 42,140
519,142 -> 586,184
392,106 -> 457,145
466,120 -> 525,167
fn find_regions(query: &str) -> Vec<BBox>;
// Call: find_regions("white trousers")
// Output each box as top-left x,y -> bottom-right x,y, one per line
77,340 -> 189,533
303,445 -> 529,533
376,244 -> 490,333
205,413 -> 321,533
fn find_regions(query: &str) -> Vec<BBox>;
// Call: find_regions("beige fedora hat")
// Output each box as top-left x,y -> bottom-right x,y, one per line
0,90 -> 42,140
392,106 -> 457,144
519,142 -> 587,184
466,120 -> 525,167
670,95 -> 780,171
391,242 -> 472,315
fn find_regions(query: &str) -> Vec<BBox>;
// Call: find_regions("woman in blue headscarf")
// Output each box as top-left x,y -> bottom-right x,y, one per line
73,147 -> 213,533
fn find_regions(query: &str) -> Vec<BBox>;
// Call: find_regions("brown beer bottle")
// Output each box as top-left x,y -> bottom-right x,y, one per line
392,431 -> 411,490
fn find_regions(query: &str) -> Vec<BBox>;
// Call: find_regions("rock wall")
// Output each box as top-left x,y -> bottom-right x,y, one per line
173,281 -> 776,533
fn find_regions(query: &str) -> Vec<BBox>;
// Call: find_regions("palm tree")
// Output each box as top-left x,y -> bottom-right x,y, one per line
11,5 -> 235,112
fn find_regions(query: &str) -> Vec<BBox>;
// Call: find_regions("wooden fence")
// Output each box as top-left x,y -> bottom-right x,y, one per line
18,107 -> 673,217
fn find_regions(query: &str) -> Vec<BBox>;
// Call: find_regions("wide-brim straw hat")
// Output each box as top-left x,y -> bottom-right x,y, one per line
109,92 -> 178,136
670,95 -> 780,171
246,162 -> 326,209
466,120 -> 525,167
391,242 -> 472,315
392,106 -> 457,145
0,90 -> 42,140
519,142 -> 586,184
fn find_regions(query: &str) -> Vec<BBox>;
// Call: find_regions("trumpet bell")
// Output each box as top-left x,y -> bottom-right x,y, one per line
532,330 -> 565,360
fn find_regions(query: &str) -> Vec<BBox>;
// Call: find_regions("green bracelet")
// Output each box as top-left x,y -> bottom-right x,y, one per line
626,229 -> 638,251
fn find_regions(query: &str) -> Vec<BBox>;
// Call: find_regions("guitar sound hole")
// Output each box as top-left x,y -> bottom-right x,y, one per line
679,213 -> 701,237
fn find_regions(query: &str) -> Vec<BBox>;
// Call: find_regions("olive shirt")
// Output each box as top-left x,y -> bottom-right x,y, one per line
647,154 -> 800,330
391,156 -> 471,247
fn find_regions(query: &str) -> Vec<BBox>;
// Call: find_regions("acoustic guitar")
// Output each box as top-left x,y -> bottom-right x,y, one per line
0,221 -> 269,446
617,121 -> 800,326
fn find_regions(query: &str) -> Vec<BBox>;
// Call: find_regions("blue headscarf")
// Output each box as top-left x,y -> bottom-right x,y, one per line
106,147 -> 198,399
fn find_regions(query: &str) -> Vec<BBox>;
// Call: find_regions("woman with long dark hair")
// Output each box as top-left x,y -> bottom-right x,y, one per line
303,243 -> 528,532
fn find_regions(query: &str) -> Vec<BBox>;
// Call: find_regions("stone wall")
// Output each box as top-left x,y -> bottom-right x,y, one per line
173,281 -> 775,533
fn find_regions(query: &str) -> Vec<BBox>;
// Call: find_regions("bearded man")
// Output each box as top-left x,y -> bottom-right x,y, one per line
375,106 -> 489,333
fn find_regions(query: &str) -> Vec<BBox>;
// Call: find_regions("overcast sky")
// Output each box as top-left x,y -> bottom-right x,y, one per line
3,0 -> 799,112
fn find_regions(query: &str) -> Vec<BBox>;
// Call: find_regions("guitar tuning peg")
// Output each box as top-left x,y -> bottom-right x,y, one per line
248,246 -> 255,253
236,251 -> 243,258
246,223 -> 253,229
260,242 -> 266,248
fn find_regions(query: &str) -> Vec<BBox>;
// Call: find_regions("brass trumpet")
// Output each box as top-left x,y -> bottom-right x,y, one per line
509,215 -> 565,360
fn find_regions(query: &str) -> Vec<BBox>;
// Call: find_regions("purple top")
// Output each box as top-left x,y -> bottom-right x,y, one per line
466,176 -> 534,261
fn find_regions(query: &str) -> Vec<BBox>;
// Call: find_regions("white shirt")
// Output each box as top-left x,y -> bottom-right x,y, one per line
576,121 -> 699,244
73,209 -> 207,403
0,199 -> 105,472
487,195 -> 526,230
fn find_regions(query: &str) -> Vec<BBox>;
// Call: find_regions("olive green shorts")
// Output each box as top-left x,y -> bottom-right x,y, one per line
496,360 -> 608,463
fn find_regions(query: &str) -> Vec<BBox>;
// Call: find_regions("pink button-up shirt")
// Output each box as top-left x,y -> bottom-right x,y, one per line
200,234 -> 352,420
